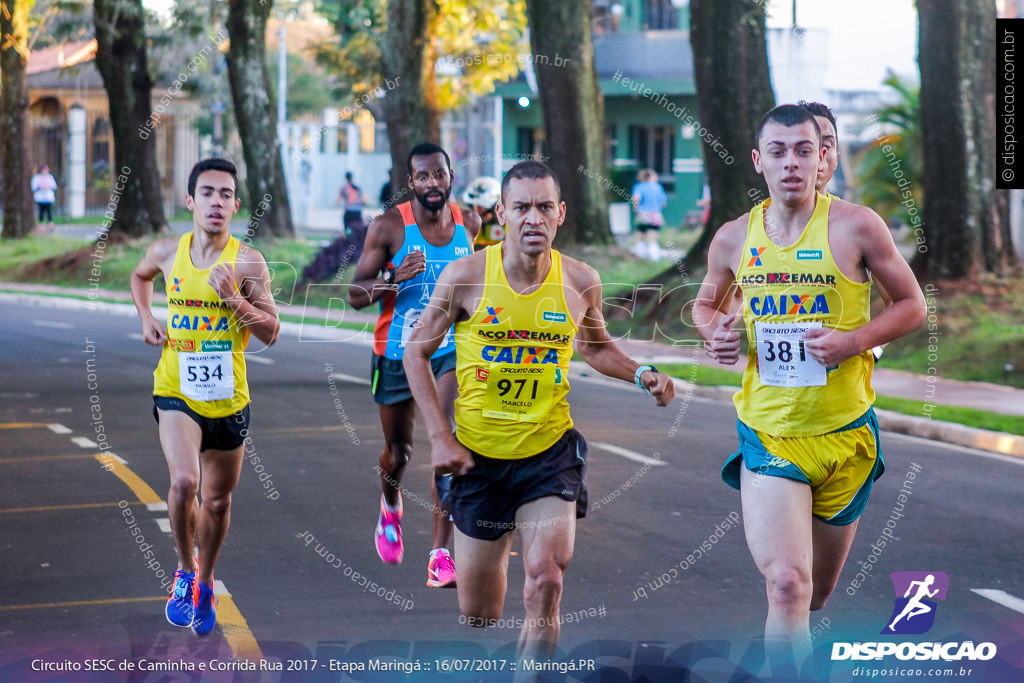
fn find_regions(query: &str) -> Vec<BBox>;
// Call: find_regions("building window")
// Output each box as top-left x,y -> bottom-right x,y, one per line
516,127 -> 546,160
644,0 -> 679,30
592,0 -> 619,34
628,124 -> 675,189
91,118 -> 111,185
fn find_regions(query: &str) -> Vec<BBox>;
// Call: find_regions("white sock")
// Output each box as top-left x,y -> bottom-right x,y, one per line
430,548 -> 450,559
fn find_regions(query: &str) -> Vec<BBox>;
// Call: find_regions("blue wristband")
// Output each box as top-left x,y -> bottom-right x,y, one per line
634,365 -> 657,394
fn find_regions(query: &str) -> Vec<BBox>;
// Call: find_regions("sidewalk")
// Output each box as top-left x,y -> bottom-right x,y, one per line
3,281 -> 1023,458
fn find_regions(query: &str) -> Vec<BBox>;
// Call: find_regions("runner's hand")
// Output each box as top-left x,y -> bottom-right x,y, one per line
641,370 -> 675,406
803,326 -> 859,368
208,262 -> 239,301
706,313 -> 740,365
141,315 -> 167,346
394,250 -> 426,284
432,439 -> 473,477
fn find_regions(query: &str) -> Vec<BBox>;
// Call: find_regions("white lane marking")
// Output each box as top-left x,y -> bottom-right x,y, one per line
328,372 -> 372,386
214,579 -> 231,596
971,588 -> 1024,615
590,442 -> 665,466
71,437 -> 98,448
156,518 -> 172,534
246,356 -> 274,365
146,502 -> 168,513
48,423 -> 72,434
128,333 -> 145,341
33,319 -> 75,329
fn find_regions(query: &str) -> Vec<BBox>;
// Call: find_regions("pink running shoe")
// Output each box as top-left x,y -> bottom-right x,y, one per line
375,493 -> 403,564
427,548 -> 457,588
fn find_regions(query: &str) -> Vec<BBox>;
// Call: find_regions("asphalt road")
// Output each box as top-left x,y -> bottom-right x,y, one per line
1,295 -> 1023,682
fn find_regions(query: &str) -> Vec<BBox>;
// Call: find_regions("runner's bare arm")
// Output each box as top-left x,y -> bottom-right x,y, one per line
803,207 -> 925,367
210,246 -> 280,347
130,239 -> 176,347
463,209 -> 482,243
404,260 -> 475,475
348,212 -> 405,309
693,219 -> 745,364
570,262 -> 675,406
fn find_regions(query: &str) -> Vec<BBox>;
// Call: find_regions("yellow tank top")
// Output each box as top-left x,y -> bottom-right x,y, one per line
734,194 -> 874,436
454,245 -> 577,458
153,234 -> 250,418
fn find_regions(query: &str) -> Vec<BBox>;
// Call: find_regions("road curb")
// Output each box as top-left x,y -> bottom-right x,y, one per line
671,378 -> 1024,460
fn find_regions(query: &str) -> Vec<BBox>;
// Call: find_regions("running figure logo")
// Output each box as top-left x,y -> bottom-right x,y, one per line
882,571 -> 949,635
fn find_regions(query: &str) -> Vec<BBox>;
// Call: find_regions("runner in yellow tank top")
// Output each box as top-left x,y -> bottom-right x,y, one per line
130,159 -> 279,636
404,161 -> 674,665
694,105 -> 925,670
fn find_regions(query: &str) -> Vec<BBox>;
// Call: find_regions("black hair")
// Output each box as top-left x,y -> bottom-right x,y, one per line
406,142 -> 451,175
188,158 -> 238,197
798,100 -> 838,143
755,104 -> 821,147
500,160 -> 561,202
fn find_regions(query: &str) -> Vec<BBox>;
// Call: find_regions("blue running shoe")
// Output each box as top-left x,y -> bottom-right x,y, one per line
165,569 -> 195,627
191,582 -> 216,636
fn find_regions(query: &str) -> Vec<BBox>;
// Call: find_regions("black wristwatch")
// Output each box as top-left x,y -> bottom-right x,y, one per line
382,267 -> 395,284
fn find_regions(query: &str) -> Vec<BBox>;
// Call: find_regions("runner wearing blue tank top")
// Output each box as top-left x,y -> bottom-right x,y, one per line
349,143 -> 481,587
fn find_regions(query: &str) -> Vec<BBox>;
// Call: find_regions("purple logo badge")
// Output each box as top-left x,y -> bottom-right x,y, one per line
882,571 -> 949,635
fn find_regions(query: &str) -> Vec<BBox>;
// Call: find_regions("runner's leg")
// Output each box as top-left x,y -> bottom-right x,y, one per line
454,528 -> 513,624
810,517 -> 859,610
378,400 -> 415,506
515,496 -> 577,661
158,409 -> 203,573
740,467 -> 813,664
196,444 -> 245,586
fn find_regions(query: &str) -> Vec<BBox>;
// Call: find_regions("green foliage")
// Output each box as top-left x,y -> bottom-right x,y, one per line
269,50 -> 336,118
657,363 -> 742,387
852,70 -> 922,229
29,1 -> 91,49
432,0 -> 527,110
311,0 -> 527,111
873,396 -> 1024,437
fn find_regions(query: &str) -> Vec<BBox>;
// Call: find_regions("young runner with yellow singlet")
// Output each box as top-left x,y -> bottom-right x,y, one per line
404,161 -> 675,664
130,158 -> 279,635
693,105 -> 925,669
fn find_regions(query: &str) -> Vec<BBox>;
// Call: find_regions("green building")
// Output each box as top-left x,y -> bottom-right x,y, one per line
493,0 -> 704,228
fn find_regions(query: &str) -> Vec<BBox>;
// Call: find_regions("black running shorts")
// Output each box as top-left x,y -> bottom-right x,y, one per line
449,428 -> 588,541
153,396 -> 250,452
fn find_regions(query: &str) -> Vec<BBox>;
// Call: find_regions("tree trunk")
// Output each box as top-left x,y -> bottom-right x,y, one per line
686,0 -> 775,268
609,0 -> 774,335
1,0 -> 33,239
523,0 -> 610,245
382,0 -> 437,195
918,0 -> 1015,278
93,0 -> 167,238
226,0 -> 294,238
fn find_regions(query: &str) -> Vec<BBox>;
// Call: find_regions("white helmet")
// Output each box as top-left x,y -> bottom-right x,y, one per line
462,176 -> 501,208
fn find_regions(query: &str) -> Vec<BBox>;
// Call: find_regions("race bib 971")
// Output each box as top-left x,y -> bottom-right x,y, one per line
482,364 -> 555,422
